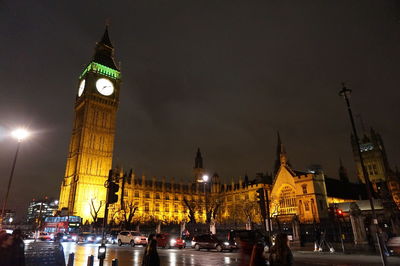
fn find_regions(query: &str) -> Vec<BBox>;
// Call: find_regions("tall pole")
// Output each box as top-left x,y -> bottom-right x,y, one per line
339,84 -> 387,265
204,181 -> 207,224
264,188 -> 272,243
1,141 -> 21,228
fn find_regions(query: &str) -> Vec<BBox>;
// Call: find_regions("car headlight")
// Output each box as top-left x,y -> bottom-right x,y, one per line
224,242 -> 230,246
50,235 -> 54,239
191,241 -> 196,246
72,236 -> 77,241
63,236 -> 68,240
87,236 -> 93,241
170,239 -> 176,245
96,237 -> 102,241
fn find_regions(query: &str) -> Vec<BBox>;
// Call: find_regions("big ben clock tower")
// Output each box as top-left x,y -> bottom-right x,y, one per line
59,27 -> 121,222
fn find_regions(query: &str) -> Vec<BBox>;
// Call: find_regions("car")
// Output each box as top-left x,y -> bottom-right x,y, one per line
192,234 -> 236,252
37,232 -> 54,241
387,236 -> 400,256
76,232 -> 102,243
60,233 -> 78,242
117,231 -> 148,247
155,233 -> 186,249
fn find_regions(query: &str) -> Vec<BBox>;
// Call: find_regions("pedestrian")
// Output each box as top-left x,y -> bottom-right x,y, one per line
11,229 -> 26,266
249,241 -> 267,266
142,234 -> 160,266
268,233 -> 293,266
0,231 -> 14,266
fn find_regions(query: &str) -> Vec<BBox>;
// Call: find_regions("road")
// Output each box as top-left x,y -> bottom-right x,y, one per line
60,242 -> 400,266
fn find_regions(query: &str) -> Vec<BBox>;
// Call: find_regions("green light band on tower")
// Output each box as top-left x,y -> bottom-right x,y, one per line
80,62 -> 121,79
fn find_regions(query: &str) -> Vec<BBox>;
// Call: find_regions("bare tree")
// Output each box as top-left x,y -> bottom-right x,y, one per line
121,201 -> 138,230
205,194 -> 223,224
183,197 -> 198,224
241,200 -> 260,225
89,198 -> 104,225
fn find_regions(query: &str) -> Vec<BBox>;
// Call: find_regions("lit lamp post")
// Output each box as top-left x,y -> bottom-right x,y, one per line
0,128 -> 29,228
339,84 -> 387,265
202,174 -> 209,223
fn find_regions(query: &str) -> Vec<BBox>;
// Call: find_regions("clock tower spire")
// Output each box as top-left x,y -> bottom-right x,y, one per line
59,27 -> 121,222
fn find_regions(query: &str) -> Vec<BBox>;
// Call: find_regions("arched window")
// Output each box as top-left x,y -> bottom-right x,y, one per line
278,186 -> 297,215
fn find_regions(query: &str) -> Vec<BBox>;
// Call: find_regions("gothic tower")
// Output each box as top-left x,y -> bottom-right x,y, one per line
59,27 -> 121,222
351,128 -> 390,184
193,148 -> 205,182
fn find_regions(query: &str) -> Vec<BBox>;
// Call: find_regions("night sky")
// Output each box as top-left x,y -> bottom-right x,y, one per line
1,1 -> 400,220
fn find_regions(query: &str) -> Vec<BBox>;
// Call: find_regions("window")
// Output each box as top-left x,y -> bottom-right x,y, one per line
134,191 -> 139,197
145,192 -> 150,198
174,204 -> 178,213
278,186 -> 297,215
156,193 -> 160,199
165,194 -> 169,200
304,202 -> 310,211
155,203 -> 160,212
174,195 -> 179,201
165,204 -> 169,212
144,202 -> 149,212
302,185 -> 307,194
123,190 -> 128,197
227,196 -> 233,201
235,195 -> 240,201
244,193 -> 249,200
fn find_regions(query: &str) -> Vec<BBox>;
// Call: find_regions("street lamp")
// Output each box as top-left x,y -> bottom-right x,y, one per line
0,128 -> 30,227
202,175 -> 209,223
339,84 -> 387,265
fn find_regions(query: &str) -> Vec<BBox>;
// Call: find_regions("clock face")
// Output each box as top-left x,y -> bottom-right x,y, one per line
96,78 -> 114,96
78,79 -> 85,97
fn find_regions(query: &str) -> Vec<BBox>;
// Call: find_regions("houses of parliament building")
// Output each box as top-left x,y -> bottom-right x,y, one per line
58,27 -> 400,226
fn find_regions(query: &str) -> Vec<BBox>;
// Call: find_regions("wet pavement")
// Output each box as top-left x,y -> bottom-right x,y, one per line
59,242 -> 400,266
61,242 -> 241,265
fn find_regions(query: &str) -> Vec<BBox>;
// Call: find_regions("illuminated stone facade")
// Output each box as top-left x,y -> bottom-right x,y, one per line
59,27 -> 121,222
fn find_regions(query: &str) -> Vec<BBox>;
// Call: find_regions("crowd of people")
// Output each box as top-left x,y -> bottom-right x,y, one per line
0,229 -> 25,266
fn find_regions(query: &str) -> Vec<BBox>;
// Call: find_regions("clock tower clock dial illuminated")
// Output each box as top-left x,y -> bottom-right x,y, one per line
59,26 -> 121,222
96,78 -> 114,96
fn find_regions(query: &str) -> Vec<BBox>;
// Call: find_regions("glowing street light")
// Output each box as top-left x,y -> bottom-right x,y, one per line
0,128 -> 30,228
11,128 -> 30,142
202,174 -> 209,182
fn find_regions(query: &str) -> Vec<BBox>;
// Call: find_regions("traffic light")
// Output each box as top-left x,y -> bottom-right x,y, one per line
256,188 -> 266,218
107,181 -> 119,204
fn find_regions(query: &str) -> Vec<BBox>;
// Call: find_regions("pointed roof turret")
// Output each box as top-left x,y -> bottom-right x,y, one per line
273,131 -> 282,176
92,26 -> 118,70
279,143 -> 288,166
100,25 -> 113,48
194,148 -> 203,169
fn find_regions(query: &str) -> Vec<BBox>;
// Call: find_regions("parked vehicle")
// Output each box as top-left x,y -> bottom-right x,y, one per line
387,236 -> 400,256
156,233 -> 186,249
192,234 -> 236,252
76,232 -> 102,243
117,231 -> 148,247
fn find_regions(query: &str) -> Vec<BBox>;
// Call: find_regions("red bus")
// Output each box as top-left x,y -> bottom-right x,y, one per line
43,216 -> 82,239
